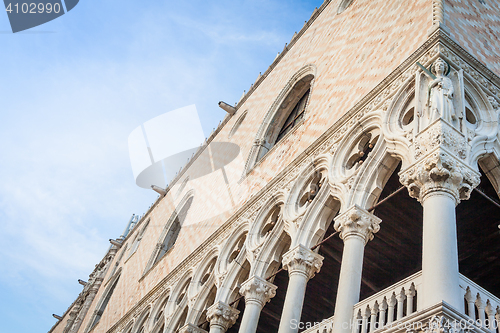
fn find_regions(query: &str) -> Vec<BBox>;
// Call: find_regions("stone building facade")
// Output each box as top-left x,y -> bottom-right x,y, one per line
49,1 -> 500,333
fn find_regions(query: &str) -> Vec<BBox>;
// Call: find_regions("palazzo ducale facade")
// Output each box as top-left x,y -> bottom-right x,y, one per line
49,1 -> 500,333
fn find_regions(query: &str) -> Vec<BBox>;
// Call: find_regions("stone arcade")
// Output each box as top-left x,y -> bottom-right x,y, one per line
49,2 -> 500,333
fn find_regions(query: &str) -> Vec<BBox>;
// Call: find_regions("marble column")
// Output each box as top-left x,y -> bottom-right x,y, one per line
206,301 -> 240,333
278,244 -> 323,333
238,275 -> 277,333
332,205 -> 381,333
399,119 -> 480,310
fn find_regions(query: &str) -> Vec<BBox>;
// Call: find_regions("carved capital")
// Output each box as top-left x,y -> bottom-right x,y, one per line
206,301 -> 239,331
401,120 -> 480,204
178,323 -> 208,333
282,244 -> 323,280
239,275 -> 277,308
333,205 -> 381,244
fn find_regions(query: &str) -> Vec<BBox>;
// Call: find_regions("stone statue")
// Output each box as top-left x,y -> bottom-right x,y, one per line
427,58 -> 456,123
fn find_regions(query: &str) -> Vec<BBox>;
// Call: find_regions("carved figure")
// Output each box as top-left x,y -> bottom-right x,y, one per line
427,59 -> 456,123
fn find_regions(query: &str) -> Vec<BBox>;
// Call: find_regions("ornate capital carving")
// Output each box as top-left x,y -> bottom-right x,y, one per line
282,244 -> 323,280
178,323 -> 208,333
206,301 -> 239,331
400,121 -> 480,204
333,205 -> 381,244
239,275 -> 277,308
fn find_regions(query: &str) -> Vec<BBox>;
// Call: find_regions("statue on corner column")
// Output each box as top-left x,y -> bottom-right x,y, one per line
426,58 -> 456,123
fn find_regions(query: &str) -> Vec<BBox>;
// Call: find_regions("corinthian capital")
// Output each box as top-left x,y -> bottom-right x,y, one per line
282,244 -> 323,280
206,301 -> 239,331
239,275 -> 277,308
400,120 -> 480,204
333,205 -> 381,244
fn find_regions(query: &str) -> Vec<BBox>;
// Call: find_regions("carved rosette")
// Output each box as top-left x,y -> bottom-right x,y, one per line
400,121 -> 480,203
206,301 -> 240,331
239,275 -> 277,308
334,205 -> 381,244
282,244 -> 324,280
178,323 -> 208,333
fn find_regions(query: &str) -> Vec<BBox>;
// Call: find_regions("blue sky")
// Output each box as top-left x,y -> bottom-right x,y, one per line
0,1 -> 322,332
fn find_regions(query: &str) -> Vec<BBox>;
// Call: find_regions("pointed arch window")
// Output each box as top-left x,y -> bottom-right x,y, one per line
127,219 -> 150,259
256,74 -> 313,162
151,196 -> 194,266
276,89 -> 310,143
88,274 -> 120,330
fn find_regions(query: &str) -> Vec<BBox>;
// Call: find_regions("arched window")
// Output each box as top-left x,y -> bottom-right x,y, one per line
89,274 -> 121,330
152,197 -> 194,266
256,74 -> 313,162
127,220 -> 150,259
276,89 -> 310,143
109,244 -> 127,278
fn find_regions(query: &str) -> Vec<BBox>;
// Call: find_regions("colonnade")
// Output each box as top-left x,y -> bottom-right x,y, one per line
204,160 -> 475,333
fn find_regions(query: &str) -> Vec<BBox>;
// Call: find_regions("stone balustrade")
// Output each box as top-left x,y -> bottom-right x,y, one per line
460,275 -> 500,332
352,271 -> 421,333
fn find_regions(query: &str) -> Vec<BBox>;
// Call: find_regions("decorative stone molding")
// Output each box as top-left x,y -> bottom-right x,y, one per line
206,301 -> 239,332
178,323 -> 208,333
432,0 -> 444,26
400,120 -> 480,204
282,244 -> 323,280
239,275 -> 277,308
333,205 -> 381,244
413,121 -> 467,161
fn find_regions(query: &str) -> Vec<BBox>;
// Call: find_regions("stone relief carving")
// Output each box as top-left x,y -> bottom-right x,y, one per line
282,244 -> 323,280
333,205 -> 381,244
426,59 -> 456,123
206,301 -> 240,331
400,149 -> 480,203
239,276 -> 277,307
414,121 -> 467,160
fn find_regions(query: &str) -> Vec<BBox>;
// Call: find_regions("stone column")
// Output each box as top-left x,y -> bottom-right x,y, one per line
400,119 -> 480,310
332,205 -> 381,333
238,275 -> 277,333
278,244 -> 323,333
206,301 -> 240,333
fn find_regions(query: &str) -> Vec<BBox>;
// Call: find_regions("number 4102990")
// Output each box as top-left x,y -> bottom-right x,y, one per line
5,2 -> 61,14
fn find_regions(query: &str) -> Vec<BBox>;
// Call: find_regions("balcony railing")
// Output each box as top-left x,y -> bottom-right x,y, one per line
352,271 -> 422,333
302,272 -> 500,333
459,275 -> 500,332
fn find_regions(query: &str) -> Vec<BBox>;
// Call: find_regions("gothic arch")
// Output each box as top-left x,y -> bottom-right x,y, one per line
215,223 -> 250,304
243,64 -> 316,175
147,290 -> 171,333
461,74 -> 499,164
165,271 -> 194,333
382,75 -> 415,168
186,249 -> 219,327
120,320 -> 134,333
131,306 -> 151,333
249,213 -> 290,278
286,154 -> 339,248
247,193 -> 285,252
